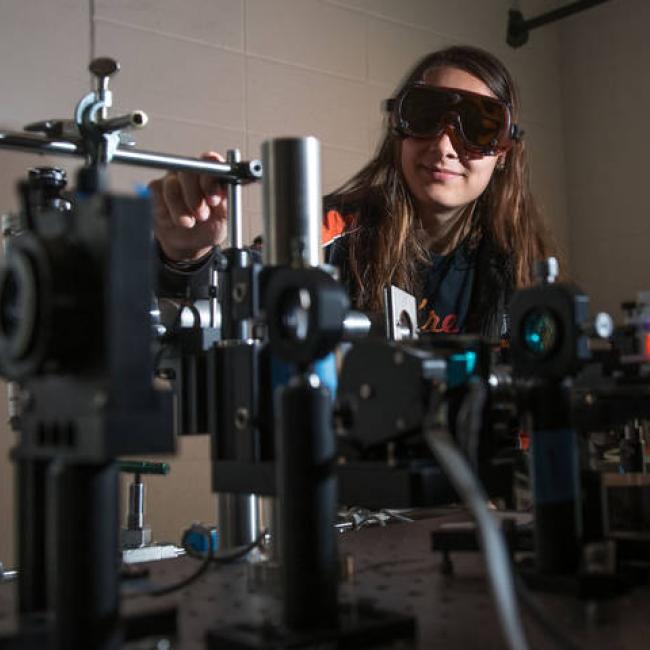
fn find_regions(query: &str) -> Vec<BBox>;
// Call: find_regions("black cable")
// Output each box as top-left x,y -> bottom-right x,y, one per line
144,546 -> 213,599
123,530 -> 266,599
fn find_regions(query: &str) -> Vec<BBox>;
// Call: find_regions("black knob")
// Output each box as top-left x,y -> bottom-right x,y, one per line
28,167 -> 67,190
27,167 -> 71,213
89,57 -> 120,78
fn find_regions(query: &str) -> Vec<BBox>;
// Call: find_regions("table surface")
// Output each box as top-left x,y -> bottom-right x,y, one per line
125,511 -> 650,649
2,510 -> 650,649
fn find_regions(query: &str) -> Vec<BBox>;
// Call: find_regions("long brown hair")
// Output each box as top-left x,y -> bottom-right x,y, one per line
325,45 -> 553,312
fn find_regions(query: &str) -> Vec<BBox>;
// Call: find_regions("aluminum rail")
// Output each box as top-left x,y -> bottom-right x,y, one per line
0,130 -> 263,183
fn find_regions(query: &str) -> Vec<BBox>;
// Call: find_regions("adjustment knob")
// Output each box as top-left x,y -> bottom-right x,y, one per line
28,167 -> 67,190
591,312 -> 614,340
534,256 -> 559,285
89,57 -> 120,79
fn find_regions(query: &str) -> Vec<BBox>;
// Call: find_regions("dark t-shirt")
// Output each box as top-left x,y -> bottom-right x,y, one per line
158,228 -> 509,340
418,243 -> 476,334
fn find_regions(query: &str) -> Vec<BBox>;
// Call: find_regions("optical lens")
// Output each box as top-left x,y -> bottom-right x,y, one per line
280,288 -> 311,342
400,86 -> 506,150
401,87 -> 451,136
0,269 -> 20,339
460,101 -> 502,146
522,309 -> 559,357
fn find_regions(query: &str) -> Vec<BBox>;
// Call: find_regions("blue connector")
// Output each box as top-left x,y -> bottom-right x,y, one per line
182,523 -> 219,558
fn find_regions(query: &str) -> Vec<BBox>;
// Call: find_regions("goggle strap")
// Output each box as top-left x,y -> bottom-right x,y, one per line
383,98 -> 396,113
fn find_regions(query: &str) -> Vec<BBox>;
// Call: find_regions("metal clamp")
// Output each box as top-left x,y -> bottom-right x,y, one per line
73,57 -> 148,165
0,57 -> 263,184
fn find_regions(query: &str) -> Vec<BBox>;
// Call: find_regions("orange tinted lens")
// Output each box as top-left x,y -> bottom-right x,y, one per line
399,86 -> 508,151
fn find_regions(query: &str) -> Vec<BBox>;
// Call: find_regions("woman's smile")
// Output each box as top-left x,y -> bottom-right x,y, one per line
418,164 -> 466,181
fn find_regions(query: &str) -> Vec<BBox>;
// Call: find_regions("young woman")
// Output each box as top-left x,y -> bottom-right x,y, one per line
152,46 -> 554,339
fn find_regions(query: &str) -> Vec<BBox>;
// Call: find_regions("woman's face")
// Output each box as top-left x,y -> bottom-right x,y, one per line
400,66 -> 503,219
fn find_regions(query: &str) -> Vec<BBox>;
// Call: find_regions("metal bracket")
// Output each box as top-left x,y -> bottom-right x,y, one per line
507,1 -> 611,48
384,285 -> 418,341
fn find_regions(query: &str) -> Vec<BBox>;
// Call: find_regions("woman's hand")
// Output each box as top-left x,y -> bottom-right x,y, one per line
149,151 -> 228,262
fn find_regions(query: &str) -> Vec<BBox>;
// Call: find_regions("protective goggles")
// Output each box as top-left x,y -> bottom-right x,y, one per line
384,83 -> 522,157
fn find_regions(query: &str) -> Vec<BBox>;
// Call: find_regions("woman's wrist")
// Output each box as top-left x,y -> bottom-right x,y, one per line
157,241 -> 216,271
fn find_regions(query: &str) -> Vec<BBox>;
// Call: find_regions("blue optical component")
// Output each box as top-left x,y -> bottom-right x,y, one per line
134,183 -> 151,198
447,350 -> 477,388
271,353 -> 338,395
523,309 -> 559,356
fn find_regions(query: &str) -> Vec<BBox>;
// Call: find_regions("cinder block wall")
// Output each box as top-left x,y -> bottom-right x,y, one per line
0,0 -> 569,565
560,0 -> 650,319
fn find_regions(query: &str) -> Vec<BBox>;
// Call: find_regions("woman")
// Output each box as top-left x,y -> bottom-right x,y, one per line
152,46 -> 554,339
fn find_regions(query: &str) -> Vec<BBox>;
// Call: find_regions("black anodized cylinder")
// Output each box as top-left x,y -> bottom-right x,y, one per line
529,383 -> 582,574
276,375 -> 338,630
47,461 -> 121,650
17,458 -> 49,615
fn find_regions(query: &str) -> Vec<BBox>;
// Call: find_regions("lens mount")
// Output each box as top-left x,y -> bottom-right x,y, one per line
0,250 -> 38,365
521,308 -> 561,359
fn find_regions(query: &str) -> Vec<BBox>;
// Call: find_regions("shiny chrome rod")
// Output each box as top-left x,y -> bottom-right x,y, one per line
0,130 -> 263,183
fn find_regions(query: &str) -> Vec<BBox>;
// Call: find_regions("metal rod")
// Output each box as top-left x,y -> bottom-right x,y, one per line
262,137 -> 321,268
0,130 -> 263,183
101,110 -> 148,131
226,148 -> 243,248
1,568 -> 18,583
523,0 -> 609,30
116,147 -> 261,182
126,477 -> 145,530
342,311 -> 372,340
0,131 -> 79,155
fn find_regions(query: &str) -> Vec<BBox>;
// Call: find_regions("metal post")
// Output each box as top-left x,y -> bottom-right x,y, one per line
529,383 -> 582,574
126,475 -> 145,530
217,494 -> 260,549
0,131 -> 262,183
226,149 -> 243,249
214,150 -> 260,549
262,137 -> 321,268
17,458 -> 49,614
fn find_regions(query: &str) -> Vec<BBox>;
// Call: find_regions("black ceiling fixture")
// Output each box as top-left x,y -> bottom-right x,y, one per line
507,0 -> 611,48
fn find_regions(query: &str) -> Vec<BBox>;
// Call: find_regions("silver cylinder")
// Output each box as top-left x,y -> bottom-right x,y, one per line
0,130 -> 263,183
217,493 -> 260,549
227,148 -> 243,248
534,256 -> 559,285
342,311 -> 372,340
262,137 -> 321,268
258,496 -> 279,561
127,481 -> 145,530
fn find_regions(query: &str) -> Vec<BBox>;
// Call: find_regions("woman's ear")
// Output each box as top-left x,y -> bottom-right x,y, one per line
495,154 -> 506,171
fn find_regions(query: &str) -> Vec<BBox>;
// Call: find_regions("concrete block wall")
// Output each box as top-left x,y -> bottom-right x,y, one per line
92,0 -> 570,249
0,0 -> 568,564
560,0 -> 650,319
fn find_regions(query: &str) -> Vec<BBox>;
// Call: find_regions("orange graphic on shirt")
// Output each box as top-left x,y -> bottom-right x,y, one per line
418,298 -> 460,334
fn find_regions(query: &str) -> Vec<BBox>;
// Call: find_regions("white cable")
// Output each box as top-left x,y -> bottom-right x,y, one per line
425,422 -> 529,650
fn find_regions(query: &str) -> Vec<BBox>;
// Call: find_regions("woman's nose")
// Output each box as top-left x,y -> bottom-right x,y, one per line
426,126 -> 459,159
